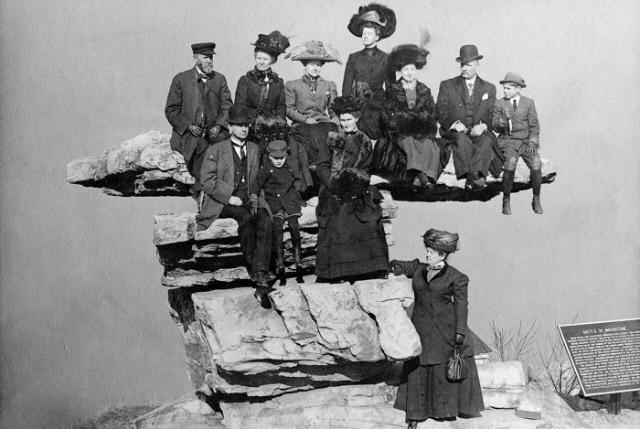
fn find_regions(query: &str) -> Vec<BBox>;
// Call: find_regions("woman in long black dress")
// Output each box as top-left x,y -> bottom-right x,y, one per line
383,44 -> 440,187
235,31 -> 290,154
390,229 -> 484,427
314,96 -> 389,282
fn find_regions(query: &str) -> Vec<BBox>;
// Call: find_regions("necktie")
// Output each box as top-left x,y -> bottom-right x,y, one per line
467,81 -> 474,96
234,144 -> 246,160
512,99 -> 518,111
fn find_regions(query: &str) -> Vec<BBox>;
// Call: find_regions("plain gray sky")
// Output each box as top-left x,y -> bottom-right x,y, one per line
1,0 -> 639,427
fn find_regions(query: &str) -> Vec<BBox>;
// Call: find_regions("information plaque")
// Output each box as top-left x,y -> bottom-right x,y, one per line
558,318 -> 640,397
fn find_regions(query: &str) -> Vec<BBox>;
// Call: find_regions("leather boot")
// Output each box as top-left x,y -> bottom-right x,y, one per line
532,195 -> 543,214
502,196 -> 512,215
276,245 -> 286,286
293,246 -> 304,283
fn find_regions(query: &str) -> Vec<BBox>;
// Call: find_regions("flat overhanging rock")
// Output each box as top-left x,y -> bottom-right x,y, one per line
170,278 -> 420,396
66,130 -> 557,200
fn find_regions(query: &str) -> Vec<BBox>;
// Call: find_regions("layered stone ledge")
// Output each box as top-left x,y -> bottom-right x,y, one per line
66,131 -> 557,200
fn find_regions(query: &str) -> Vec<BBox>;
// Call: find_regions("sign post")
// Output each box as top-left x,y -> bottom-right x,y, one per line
558,318 -> 640,414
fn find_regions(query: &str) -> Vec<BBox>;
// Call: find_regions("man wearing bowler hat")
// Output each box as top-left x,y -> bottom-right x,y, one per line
165,42 -> 233,198
436,45 -> 497,190
196,104 -> 273,292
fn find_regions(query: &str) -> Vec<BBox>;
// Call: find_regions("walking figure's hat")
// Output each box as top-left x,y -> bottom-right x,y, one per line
422,229 -> 459,253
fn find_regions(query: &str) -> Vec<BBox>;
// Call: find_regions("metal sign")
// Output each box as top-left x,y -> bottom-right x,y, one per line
558,318 -> 640,397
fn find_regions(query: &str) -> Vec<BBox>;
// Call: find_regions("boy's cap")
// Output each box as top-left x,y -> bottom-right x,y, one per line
267,140 -> 288,157
500,72 -> 526,88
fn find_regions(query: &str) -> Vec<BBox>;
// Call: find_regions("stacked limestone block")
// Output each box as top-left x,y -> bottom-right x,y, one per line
66,131 -> 553,428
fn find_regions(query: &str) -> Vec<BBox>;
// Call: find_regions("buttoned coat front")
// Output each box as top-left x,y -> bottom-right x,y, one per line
165,67 -> 233,162
491,96 -> 540,146
285,76 -> 338,124
342,47 -> 395,102
393,259 -> 474,365
251,161 -> 302,216
235,69 -> 286,121
436,75 -> 496,140
196,139 -> 268,229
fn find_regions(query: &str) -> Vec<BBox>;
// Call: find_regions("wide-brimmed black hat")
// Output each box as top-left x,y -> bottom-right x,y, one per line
252,31 -> 290,59
191,42 -> 216,56
456,44 -> 483,64
389,44 -> 429,71
348,3 -> 396,40
422,228 -> 459,253
228,104 -> 250,125
331,96 -> 361,116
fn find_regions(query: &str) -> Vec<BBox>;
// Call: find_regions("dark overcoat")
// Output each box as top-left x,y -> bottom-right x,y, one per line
435,75 -> 496,140
383,80 -> 438,138
342,47 -> 395,102
235,69 -> 286,121
196,139 -> 268,229
392,259 -> 475,365
251,161 -> 302,216
165,67 -> 233,162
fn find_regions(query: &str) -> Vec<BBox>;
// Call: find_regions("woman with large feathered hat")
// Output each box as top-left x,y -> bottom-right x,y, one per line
374,33 -> 443,188
314,96 -> 389,282
342,3 -> 397,113
284,40 -> 342,192
235,31 -> 290,154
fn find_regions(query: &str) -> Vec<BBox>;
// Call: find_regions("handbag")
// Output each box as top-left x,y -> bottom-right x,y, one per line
446,345 -> 469,382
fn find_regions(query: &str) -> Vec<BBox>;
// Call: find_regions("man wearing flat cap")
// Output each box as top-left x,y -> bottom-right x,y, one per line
436,45 -> 497,190
196,104 -> 273,293
165,42 -> 233,197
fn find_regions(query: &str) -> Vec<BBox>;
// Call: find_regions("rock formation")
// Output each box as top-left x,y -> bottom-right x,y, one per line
66,131 -> 557,199
67,131 -> 559,428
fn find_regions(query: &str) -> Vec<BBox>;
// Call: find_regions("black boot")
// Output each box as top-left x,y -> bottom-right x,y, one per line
289,218 -> 305,284
502,170 -> 515,215
294,246 -> 304,283
531,169 -> 543,214
277,266 -> 287,286
273,217 -> 286,285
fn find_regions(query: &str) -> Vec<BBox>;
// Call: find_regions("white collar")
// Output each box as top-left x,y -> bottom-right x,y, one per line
230,137 -> 246,148
508,95 -> 521,104
465,75 -> 477,85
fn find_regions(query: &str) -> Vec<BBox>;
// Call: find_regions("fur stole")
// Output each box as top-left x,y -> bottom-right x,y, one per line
384,80 -> 437,137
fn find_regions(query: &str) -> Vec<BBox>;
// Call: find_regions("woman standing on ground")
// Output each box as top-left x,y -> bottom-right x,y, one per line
390,229 -> 484,427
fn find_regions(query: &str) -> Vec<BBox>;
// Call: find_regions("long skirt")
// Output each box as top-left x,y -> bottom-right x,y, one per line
394,357 -> 484,421
288,122 -> 338,190
397,135 -> 440,181
315,202 -> 389,280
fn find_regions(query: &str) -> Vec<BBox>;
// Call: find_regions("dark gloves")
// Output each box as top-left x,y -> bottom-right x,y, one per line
455,333 -> 465,346
388,259 -> 402,275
